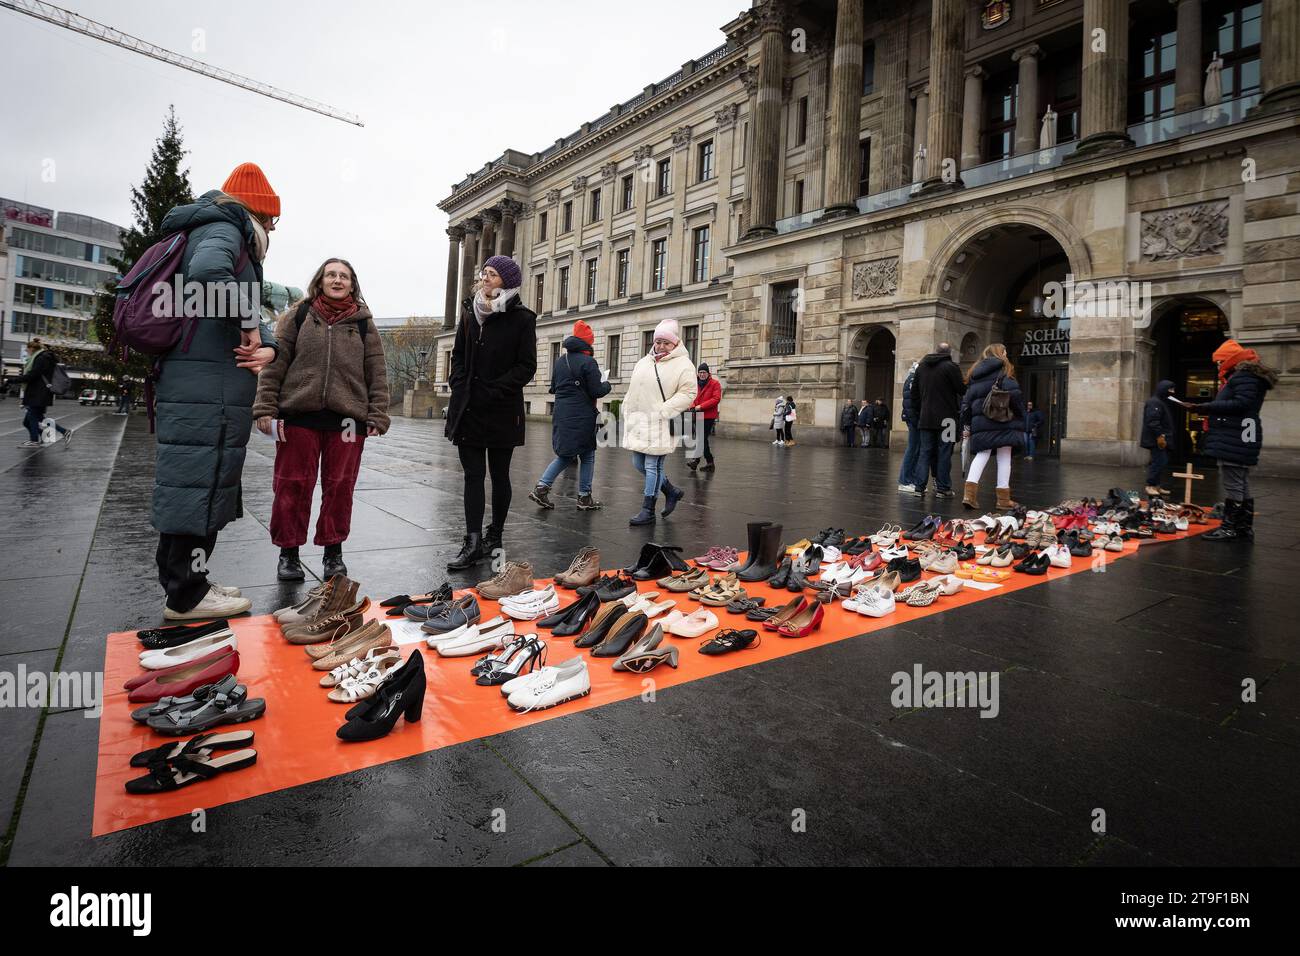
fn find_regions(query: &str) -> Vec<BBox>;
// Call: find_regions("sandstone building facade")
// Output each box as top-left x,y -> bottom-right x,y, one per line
437,0 -> 1299,468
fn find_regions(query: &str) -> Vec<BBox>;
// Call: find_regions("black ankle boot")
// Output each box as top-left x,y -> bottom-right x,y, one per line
322,545 -> 347,579
630,496 -> 656,526
447,532 -> 485,570
1240,497 -> 1255,540
483,524 -> 503,558
1204,500 -> 1241,541
661,480 -> 685,516
278,547 -> 305,581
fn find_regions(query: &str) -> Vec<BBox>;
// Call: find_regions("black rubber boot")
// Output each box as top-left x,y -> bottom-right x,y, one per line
629,496 -> 657,526
738,523 -> 784,582
732,521 -> 773,578
1203,499 -> 1240,541
661,479 -> 685,517
447,532 -> 485,570
322,544 -> 348,579
277,547 -> 305,581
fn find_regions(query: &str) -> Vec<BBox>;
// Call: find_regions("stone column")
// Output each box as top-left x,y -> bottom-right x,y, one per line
1012,44 -> 1041,155
443,226 -> 463,330
1172,0 -> 1202,113
1074,0 -> 1132,157
459,219 -> 481,309
877,21 -> 911,191
1259,0 -> 1300,111
960,66 -> 985,170
743,0 -> 786,239
804,46 -> 830,209
919,0 -> 965,193
823,0 -> 866,217
479,209 -> 499,261
498,201 -> 518,259
910,86 -> 929,183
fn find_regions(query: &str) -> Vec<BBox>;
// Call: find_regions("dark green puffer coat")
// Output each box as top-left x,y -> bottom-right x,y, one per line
151,190 -> 277,536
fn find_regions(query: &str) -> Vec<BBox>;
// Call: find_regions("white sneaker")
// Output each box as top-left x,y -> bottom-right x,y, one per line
1045,544 -> 1072,568
507,657 -> 591,712
897,483 -> 916,492
500,584 -> 560,620
163,587 -> 252,621
437,619 -> 516,657
210,583 -> 242,597
139,631 -> 238,669
850,585 -> 896,618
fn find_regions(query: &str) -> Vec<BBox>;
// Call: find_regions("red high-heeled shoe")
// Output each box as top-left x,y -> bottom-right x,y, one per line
778,599 -> 824,638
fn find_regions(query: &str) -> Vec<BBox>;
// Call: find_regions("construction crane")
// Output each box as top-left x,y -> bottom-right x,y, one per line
1,0 -> 364,127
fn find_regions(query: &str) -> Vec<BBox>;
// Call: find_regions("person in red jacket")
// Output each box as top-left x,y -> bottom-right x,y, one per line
686,362 -> 722,472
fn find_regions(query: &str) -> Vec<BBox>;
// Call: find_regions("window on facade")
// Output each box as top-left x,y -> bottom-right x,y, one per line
538,211 -> 548,241
621,174 -> 635,210
656,158 -> 672,197
796,96 -> 809,146
9,228 -> 118,265
443,350 -> 452,382
585,258 -> 598,304
691,225 -> 711,283
642,330 -> 655,355
534,273 -> 545,312
862,41 -> 876,94
1130,9 -> 1179,123
615,249 -> 630,297
858,139 -> 871,197
651,238 -> 668,290
14,254 -> 115,288
983,69 -> 1018,161
551,341 -> 562,370
562,201 -> 573,233
607,334 -> 621,377
590,188 -> 602,222
1041,47 -> 1082,143
769,281 -> 799,357
793,180 -> 805,215
1210,0 -> 1262,99
558,266 -> 570,309
697,140 -> 714,181
11,312 -> 90,340
683,324 -> 700,365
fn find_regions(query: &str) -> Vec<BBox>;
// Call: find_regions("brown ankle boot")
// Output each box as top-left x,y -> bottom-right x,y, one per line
555,547 -> 600,588
962,481 -> 979,510
996,487 -> 1019,511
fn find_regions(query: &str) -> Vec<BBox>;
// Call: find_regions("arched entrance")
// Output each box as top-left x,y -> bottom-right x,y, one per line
848,325 -> 896,405
1146,297 -> 1229,459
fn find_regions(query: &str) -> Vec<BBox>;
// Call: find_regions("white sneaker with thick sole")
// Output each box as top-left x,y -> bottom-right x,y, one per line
507,657 -> 591,712
163,587 -> 251,621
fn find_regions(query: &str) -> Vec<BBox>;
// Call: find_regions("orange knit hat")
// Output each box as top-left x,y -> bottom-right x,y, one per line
1212,338 -> 1259,383
221,163 -> 280,218
572,320 -> 595,346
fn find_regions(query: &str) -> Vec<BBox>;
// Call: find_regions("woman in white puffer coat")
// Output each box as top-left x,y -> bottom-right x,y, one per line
620,319 -> 697,525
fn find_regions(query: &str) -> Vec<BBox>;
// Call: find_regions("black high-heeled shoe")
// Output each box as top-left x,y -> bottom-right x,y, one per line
545,591 -> 601,636
336,651 -> 426,742
786,558 -> 812,592
767,556 -> 792,589
476,635 -> 546,686
591,611 -> 648,658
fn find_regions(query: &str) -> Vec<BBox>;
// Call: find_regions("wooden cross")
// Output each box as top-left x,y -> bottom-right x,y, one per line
1171,461 -> 1204,506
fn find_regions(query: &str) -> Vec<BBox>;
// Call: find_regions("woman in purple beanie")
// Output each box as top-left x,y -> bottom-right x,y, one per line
445,255 -> 537,570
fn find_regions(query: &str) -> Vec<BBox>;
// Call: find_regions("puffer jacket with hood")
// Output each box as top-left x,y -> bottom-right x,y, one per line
1140,379 -> 1177,450
620,341 -> 697,456
960,357 -> 1026,454
549,335 -> 611,458
1201,362 -> 1276,466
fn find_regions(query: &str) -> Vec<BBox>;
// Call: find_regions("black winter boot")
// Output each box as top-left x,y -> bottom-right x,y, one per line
1240,498 -> 1255,540
483,524 -> 503,558
732,521 -> 774,578
738,523 -> 784,582
1204,499 -> 1241,541
277,547 -> 305,581
448,532 -> 485,570
629,496 -> 657,526
661,479 -> 685,516
322,544 -> 348,579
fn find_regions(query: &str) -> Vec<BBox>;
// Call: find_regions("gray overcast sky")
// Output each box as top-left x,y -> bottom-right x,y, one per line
1,0 -> 745,317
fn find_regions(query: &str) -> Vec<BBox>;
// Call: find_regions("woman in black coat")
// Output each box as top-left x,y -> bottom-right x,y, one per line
960,344 -> 1025,511
445,254 -> 537,570
1194,340 -> 1277,542
528,321 -> 611,511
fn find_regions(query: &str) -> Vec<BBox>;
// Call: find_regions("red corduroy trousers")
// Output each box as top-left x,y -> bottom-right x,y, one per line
270,425 -> 366,548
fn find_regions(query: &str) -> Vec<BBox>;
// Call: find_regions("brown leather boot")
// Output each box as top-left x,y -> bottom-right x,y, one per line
962,481 -> 979,510
996,487 -> 1019,511
555,547 -> 600,588
476,561 -> 535,600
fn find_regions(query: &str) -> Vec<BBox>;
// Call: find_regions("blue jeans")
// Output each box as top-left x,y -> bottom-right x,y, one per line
1146,445 -> 1167,487
22,405 -> 67,442
632,452 -> 667,497
914,428 -> 954,493
539,449 -> 595,495
899,421 -> 921,487
1025,432 -> 1037,457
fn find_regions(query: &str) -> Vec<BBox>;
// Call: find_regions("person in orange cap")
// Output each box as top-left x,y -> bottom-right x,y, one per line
149,163 -> 283,620
528,319 -> 611,511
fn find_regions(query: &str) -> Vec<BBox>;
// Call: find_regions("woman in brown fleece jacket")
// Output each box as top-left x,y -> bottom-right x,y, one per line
254,258 -> 389,581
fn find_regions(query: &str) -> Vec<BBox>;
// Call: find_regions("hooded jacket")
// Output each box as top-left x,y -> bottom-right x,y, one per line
693,374 -> 722,421
960,357 -> 1026,454
10,348 -> 60,408
1139,379 -> 1177,451
446,292 -> 538,448
1200,362 -> 1276,466
912,351 -> 966,430
548,335 -> 611,458
151,190 -> 278,537
620,341 -> 697,455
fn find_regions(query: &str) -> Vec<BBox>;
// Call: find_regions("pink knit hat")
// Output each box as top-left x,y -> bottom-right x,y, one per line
653,318 -> 680,345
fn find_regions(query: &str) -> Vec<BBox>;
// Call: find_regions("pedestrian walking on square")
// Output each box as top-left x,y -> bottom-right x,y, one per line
445,255 -> 537,569
10,338 -> 71,447
960,344 -> 1024,512
254,258 -> 390,581
686,362 -> 721,471
770,396 -> 788,445
1139,380 -> 1177,498
529,320 -> 610,511
115,377 -> 134,415
783,396 -> 797,445
870,398 -> 891,448
898,360 -> 921,491
621,319 -> 695,525
152,163 -> 281,619
1023,401 -> 1044,460
839,400 -> 858,447
911,343 -> 966,499
1192,340 -> 1276,542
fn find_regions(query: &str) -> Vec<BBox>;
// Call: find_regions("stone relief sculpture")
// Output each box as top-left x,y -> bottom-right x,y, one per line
852,257 -> 900,298
1140,200 -> 1229,261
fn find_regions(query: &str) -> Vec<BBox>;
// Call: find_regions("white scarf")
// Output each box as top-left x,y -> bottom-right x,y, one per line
473,287 -> 520,324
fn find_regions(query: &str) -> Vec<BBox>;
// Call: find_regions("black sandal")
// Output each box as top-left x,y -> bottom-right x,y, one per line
125,748 -> 258,794
699,629 -> 760,655
128,730 -> 255,767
